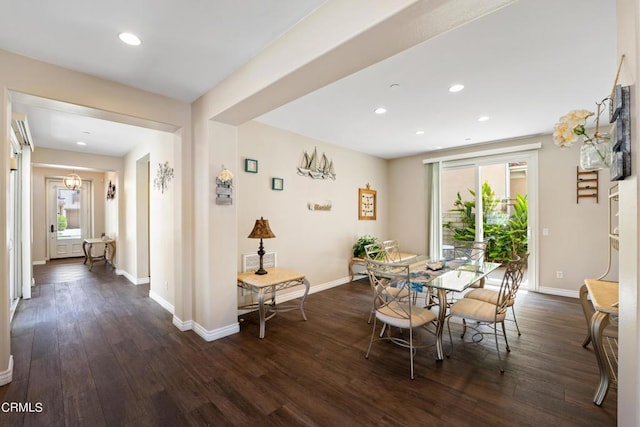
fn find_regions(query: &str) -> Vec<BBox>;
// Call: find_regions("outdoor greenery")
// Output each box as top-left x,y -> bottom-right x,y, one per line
57,214 -> 67,232
352,235 -> 380,258
444,181 -> 528,263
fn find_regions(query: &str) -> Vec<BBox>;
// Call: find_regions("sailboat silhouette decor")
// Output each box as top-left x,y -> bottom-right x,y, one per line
297,147 -> 336,180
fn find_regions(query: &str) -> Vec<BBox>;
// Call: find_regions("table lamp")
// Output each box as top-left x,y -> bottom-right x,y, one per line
248,217 -> 276,275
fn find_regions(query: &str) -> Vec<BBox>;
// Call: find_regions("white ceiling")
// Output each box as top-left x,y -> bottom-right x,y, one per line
2,0 -> 617,160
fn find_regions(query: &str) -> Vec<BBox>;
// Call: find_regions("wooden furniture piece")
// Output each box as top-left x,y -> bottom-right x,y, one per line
237,267 -> 310,338
82,238 -> 116,271
580,279 -> 618,405
576,167 -> 599,203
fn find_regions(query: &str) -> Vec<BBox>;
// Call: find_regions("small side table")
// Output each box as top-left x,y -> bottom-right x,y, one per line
237,267 -> 310,338
83,238 -> 116,271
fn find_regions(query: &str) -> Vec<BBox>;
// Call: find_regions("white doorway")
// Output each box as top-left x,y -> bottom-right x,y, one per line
46,178 -> 92,259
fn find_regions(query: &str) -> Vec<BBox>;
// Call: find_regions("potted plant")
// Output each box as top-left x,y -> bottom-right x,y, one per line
352,235 -> 380,258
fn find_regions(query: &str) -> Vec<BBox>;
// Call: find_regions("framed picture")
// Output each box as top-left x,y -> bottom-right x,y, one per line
272,177 -> 284,191
244,158 -> 258,173
358,186 -> 376,220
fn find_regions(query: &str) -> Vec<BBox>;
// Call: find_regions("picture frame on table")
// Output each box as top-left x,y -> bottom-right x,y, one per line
245,158 -> 258,173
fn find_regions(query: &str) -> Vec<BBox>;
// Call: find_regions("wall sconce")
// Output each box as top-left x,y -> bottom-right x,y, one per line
153,161 -> 174,194
247,217 -> 276,275
63,172 -> 82,190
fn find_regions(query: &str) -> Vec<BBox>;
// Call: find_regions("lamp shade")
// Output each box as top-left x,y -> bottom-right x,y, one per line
248,217 -> 275,239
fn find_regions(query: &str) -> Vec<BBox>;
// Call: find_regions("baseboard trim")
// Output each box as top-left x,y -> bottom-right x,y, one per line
118,269 -> 150,285
149,290 -> 175,314
537,286 -> 579,299
172,316 -> 193,332
0,355 -> 14,386
32,260 -> 46,266
192,321 -> 239,342
185,277 -> 352,342
274,276 -> 350,304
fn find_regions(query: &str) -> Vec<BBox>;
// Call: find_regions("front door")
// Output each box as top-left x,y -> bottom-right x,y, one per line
47,179 -> 91,259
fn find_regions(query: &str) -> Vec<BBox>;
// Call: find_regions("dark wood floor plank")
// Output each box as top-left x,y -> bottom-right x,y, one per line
0,259 -> 618,426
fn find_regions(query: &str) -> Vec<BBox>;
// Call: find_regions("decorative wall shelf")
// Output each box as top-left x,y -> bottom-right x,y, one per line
577,167 -> 598,203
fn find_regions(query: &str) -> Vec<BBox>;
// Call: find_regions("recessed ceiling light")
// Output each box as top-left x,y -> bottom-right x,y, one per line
416,130 -> 425,135
118,32 -> 142,46
374,107 -> 387,115
449,84 -> 464,93
76,141 -> 87,146
478,116 -> 490,122
465,138 -> 472,141
390,83 -> 400,88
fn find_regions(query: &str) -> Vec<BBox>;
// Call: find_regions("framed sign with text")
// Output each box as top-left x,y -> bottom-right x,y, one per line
358,185 -> 376,220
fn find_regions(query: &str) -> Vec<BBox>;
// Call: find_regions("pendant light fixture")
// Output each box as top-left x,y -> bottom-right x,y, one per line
63,172 -> 82,190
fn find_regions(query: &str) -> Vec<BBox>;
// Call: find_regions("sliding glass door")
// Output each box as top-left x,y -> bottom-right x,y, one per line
440,152 -> 536,289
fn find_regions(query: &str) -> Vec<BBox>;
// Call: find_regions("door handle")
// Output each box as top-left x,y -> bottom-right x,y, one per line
50,224 -> 54,232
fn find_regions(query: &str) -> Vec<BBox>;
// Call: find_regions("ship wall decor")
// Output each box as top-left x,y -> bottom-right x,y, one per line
297,147 -> 336,180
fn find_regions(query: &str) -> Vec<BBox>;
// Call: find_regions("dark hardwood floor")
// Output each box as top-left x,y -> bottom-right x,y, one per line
0,258 -> 616,426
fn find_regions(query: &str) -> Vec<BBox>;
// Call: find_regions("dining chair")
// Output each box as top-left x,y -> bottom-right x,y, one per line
365,258 -> 437,379
446,255 -> 524,373
364,242 -> 387,261
363,243 -> 408,324
382,239 -> 400,261
452,240 -> 488,288
452,240 -> 487,262
463,253 -> 528,335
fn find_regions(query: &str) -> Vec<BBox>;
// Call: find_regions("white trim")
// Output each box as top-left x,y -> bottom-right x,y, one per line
193,321 -> 239,342
117,269 -> 150,285
422,142 -> 542,164
32,260 -> 46,265
172,316 -> 193,332
276,277 -> 348,303
149,290 -> 175,314
192,278 -> 353,342
0,355 -> 14,386
537,286 -> 579,299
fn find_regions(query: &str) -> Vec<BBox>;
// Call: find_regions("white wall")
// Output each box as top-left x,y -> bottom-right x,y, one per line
616,0 -> 639,423
388,133 -> 612,295
237,120 -> 388,289
121,127 -> 176,311
104,170 -> 119,239
149,137 -> 177,312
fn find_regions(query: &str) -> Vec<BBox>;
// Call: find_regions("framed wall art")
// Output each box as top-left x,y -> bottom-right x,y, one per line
272,177 -> 284,191
358,184 -> 376,220
245,158 -> 258,173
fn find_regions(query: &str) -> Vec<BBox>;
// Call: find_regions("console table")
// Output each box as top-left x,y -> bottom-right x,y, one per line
237,267 -> 310,338
580,279 -> 618,406
82,238 -> 116,271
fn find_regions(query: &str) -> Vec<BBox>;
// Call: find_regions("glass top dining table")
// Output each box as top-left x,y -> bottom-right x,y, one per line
365,254 -> 502,360
403,255 -> 502,292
